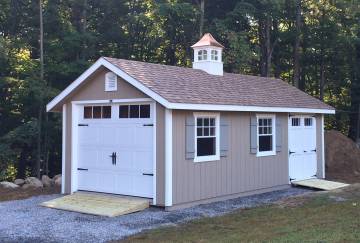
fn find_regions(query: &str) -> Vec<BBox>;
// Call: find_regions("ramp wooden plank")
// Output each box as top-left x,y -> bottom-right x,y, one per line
292,179 -> 349,191
40,192 -> 149,217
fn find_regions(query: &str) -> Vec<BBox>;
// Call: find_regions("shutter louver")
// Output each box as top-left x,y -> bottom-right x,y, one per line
250,115 -> 257,154
276,116 -> 282,152
185,116 -> 195,159
220,115 -> 229,157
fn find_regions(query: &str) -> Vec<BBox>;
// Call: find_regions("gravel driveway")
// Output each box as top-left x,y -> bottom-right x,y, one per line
0,187 -> 310,243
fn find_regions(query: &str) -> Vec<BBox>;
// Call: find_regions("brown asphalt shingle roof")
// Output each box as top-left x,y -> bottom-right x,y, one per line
104,57 -> 333,110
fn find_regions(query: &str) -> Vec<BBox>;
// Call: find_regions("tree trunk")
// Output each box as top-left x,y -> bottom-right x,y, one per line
259,19 -> 267,77
349,40 -> 360,141
319,55 -> 325,101
199,0 -> 205,37
36,0 -> 44,179
17,150 -> 27,179
272,19 -> 281,78
265,15 -> 271,77
293,0 -> 301,88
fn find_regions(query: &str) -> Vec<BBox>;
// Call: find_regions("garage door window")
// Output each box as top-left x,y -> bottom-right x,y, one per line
291,118 -> 300,126
119,105 -> 150,119
84,106 -> 111,119
305,118 -> 313,126
257,115 -> 276,156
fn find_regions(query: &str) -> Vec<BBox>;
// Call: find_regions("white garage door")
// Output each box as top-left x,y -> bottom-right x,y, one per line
77,103 -> 154,198
288,116 -> 317,181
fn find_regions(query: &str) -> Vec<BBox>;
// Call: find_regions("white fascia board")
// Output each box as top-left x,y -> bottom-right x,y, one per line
46,57 -> 171,112
167,103 -> 335,114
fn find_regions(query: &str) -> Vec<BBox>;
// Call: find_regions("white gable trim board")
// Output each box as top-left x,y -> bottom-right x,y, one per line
47,57 -> 335,115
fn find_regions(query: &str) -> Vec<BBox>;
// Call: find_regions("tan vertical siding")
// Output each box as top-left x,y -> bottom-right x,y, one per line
156,103 -> 166,205
316,114 -> 324,178
172,111 -> 289,205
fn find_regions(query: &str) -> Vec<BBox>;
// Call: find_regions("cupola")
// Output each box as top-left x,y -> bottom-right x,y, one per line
191,33 -> 224,76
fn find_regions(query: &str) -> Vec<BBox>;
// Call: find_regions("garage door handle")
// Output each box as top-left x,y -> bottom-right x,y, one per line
289,151 -> 295,155
78,168 -> 88,171
311,149 -> 317,152
143,173 -> 153,176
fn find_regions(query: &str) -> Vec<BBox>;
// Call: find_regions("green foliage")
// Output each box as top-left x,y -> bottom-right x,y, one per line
0,0 -> 359,179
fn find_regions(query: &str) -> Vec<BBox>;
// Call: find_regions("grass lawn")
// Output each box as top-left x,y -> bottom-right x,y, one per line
121,184 -> 360,243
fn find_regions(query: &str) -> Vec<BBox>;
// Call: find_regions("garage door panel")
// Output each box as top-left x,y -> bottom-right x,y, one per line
78,127 -> 99,145
135,151 -> 153,171
135,127 -> 153,147
77,103 -> 154,198
115,127 -> 135,147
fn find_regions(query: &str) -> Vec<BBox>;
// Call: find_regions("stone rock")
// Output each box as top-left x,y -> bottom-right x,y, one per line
54,176 -> 62,187
0,181 -> 19,189
53,174 -> 61,181
25,177 -> 43,188
22,184 -> 32,190
41,175 -> 53,187
14,179 -> 25,186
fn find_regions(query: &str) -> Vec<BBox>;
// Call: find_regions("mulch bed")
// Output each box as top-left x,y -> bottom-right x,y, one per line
0,186 -> 60,202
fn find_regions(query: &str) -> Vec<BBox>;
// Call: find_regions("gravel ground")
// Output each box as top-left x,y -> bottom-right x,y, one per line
0,187 -> 310,243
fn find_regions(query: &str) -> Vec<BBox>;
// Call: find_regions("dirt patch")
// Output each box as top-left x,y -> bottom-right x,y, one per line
325,130 -> 360,183
0,186 -> 60,202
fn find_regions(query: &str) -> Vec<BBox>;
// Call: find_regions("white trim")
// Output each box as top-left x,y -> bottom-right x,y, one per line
167,103 -> 335,114
71,98 -> 153,105
152,102 -> 157,205
321,114 -> 325,178
46,58 -> 169,111
61,104 -> 66,194
46,57 -> 335,115
256,114 -> 276,157
193,112 -> 220,163
165,109 -> 173,207
71,103 -> 80,193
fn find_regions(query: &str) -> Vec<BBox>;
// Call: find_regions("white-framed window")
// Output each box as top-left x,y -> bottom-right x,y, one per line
105,72 -> 117,91
194,112 -> 220,162
257,114 -> 276,157
197,50 -> 208,61
211,50 -> 218,60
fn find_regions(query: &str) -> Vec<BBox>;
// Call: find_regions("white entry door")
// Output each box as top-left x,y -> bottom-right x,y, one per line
77,103 -> 154,198
288,116 -> 317,181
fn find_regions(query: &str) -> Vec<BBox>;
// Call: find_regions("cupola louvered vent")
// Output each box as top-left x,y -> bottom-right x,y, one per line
105,72 -> 117,91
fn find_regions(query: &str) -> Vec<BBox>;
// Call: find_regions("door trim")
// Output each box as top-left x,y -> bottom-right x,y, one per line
70,99 -> 157,204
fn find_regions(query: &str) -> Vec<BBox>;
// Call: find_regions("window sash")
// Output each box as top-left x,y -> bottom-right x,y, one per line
194,113 -> 220,162
256,115 -> 276,156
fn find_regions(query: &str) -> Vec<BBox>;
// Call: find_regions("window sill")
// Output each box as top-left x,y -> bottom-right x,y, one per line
256,151 -> 276,157
194,155 -> 220,163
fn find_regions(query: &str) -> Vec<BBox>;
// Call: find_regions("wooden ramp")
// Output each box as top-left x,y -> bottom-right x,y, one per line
292,178 -> 349,191
40,192 -> 149,217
